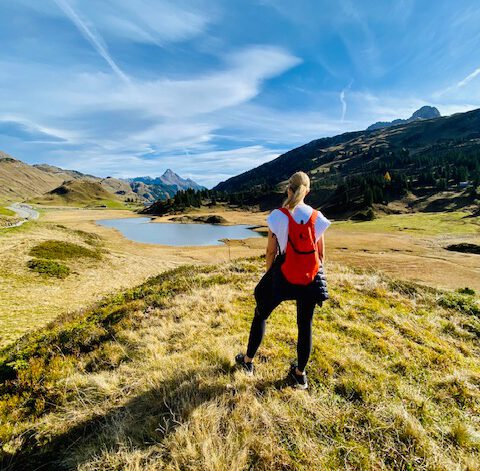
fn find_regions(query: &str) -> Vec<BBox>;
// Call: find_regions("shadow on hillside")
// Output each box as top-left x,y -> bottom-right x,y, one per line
0,366 -> 229,471
413,192 -> 473,213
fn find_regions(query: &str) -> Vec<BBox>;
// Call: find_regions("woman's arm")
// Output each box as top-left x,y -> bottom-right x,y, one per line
266,230 -> 278,271
317,234 -> 325,265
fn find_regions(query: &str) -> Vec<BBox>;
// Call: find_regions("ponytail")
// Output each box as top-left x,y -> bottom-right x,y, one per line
282,171 -> 310,210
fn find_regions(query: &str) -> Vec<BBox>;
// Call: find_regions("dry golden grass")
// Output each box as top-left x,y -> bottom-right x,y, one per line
1,258 -> 479,470
1,207 -> 479,348
0,208 -> 266,347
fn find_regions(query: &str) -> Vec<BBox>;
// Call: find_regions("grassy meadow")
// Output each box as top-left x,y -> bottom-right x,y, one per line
0,208 -> 266,348
1,208 -> 479,348
0,257 -> 479,470
334,211 -> 480,236
30,198 -> 130,210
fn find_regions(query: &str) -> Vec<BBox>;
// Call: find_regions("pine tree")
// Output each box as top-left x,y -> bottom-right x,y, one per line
364,187 -> 374,207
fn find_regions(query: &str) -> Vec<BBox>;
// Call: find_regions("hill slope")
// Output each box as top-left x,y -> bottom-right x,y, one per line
0,153 -> 66,201
32,164 -> 98,182
213,108 -> 480,216
31,179 -> 124,208
1,258 -> 479,470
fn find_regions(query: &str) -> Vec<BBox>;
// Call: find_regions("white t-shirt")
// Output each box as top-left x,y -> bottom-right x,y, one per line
267,203 -> 331,254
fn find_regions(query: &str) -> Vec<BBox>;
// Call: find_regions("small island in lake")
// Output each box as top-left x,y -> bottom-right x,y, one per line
168,214 -> 229,225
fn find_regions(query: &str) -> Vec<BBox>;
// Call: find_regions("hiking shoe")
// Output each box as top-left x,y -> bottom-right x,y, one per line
287,363 -> 308,390
235,353 -> 254,376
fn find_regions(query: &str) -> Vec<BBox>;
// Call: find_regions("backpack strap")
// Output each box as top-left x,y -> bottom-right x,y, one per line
279,207 -> 318,225
279,207 -> 318,255
278,207 -> 295,223
310,209 -> 319,225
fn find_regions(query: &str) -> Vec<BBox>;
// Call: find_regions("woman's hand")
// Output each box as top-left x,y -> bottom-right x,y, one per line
266,230 -> 277,271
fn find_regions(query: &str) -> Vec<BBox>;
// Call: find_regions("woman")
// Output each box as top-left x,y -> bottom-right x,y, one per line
235,171 -> 331,389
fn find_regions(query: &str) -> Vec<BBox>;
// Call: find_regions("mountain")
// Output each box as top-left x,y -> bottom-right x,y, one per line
33,164 -> 98,181
0,154 -> 202,204
367,106 -> 441,131
213,108 -> 480,216
130,180 -> 176,202
0,153 -> 67,201
159,168 -> 205,191
98,176 -> 144,201
31,179 -> 124,208
131,169 -> 205,192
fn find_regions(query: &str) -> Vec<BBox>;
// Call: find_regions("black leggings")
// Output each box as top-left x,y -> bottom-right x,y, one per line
246,297 -> 317,372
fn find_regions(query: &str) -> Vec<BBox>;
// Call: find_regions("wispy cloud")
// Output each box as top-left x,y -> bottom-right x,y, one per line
439,67 -> 480,96
91,0 -> 212,46
0,43 -> 302,185
53,0 -> 131,84
340,79 -> 354,121
338,0 -> 383,78
457,67 -> 480,88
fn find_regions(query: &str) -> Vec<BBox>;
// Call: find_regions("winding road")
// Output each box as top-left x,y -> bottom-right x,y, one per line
6,203 -> 40,227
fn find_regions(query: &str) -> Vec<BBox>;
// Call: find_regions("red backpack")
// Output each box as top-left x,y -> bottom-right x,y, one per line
279,207 -> 319,285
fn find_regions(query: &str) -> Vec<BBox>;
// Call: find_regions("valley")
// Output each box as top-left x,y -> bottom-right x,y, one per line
1,203 -> 478,348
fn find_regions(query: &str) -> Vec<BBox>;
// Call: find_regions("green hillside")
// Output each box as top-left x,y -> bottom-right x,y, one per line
31,179 -> 126,208
1,258 -> 479,470
213,108 -> 480,217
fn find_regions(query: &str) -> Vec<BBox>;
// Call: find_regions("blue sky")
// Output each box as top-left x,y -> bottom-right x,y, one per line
0,0 -> 479,187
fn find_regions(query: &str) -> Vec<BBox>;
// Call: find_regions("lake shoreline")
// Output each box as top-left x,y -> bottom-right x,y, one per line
96,216 -> 264,247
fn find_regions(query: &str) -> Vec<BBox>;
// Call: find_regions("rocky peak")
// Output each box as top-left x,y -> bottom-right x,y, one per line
411,106 -> 441,120
367,106 -> 441,131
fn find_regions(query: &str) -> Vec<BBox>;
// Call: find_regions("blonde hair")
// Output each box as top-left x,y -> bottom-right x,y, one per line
283,171 -> 310,210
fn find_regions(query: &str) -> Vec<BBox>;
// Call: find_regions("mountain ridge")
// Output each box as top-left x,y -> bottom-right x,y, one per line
213,107 -> 480,217
367,105 -> 441,131
130,169 -> 205,192
0,153 -> 204,203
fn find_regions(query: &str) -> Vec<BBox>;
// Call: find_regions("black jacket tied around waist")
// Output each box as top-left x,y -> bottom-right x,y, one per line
254,254 -> 329,317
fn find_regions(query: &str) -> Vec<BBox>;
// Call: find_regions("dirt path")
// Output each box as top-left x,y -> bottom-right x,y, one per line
6,203 -> 40,227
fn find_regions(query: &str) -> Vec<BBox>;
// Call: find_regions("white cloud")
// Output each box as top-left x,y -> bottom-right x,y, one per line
81,0 -> 213,46
216,103 -> 352,143
43,144 -> 282,187
457,68 -> 480,88
53,0 -> 131,84
18,0 -> 213,46
4,46 -> 300,120
0,42 -> 303,185
436,67 -> 480,97
0,44 -> 301,129
340,79 -> 354,122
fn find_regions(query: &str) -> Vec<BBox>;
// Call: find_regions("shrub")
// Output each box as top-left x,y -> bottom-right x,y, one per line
438,292 -> 480,317
457,287 -> 476,296
351,208 -> 375,221
445,243 -> 480,255
29,240 -> 101,260
27,259 -> 70,279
